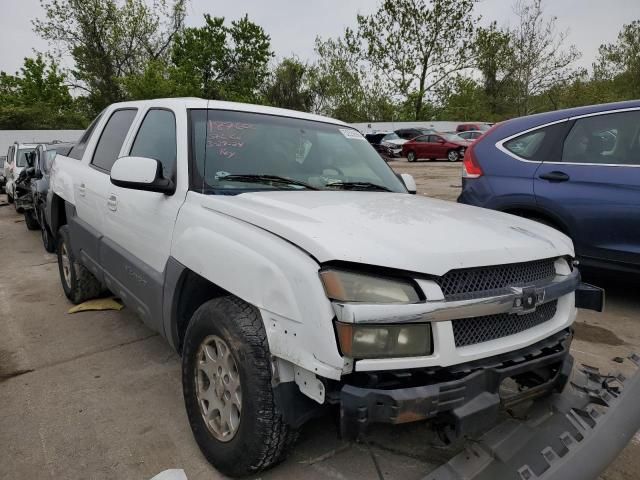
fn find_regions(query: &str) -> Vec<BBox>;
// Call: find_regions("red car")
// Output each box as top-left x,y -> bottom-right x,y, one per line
456,123 -> 490,132
402,133 -> 471,162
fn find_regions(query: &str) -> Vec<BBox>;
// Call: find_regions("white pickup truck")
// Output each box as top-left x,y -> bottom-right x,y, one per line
47,98 -> 639,479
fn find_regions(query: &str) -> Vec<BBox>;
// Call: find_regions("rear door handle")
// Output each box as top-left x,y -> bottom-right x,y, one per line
107,194 -> 117,211
539,171 -> 570,182
78,183 -> 86,197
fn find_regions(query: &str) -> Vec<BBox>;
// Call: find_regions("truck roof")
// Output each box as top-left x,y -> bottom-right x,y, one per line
104,97 -> 349,128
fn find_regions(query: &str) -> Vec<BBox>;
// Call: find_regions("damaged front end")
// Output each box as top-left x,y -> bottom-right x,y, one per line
424,355 -> 640,480
14,167 -> 35,213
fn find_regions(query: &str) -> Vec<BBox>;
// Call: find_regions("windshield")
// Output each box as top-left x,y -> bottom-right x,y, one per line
382,133 -> 400,141
190,110 -> 407,194
17,148 -> 36,167
440,133 -> 462,142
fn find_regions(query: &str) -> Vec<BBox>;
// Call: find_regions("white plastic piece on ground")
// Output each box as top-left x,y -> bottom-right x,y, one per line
149,469 -> 188,480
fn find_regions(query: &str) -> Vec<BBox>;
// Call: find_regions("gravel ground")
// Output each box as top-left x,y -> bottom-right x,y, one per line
1,163 -> 639,479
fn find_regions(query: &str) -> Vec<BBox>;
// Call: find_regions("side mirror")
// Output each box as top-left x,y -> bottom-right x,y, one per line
110,156 -> 175,195
399,173 -> 417,194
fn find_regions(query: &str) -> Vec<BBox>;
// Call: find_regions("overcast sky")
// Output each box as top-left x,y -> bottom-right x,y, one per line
1,0 -> 638,75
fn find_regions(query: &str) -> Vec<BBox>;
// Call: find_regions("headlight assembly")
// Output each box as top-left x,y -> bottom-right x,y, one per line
335,322 -> 432,358
320,269 -> 421,304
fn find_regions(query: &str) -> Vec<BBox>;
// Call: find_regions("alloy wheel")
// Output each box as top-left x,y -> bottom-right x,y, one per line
195,335 -> 242,442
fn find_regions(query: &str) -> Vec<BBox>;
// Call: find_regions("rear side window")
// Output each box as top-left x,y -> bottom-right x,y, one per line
562,110 -> 640,165
91,109 -> 137,172
69,113 -> 104,160
130,109 -> 177,178
504,130 -> 547,159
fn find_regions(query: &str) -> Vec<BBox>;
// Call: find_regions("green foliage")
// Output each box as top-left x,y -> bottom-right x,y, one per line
262,57 -> 314,112
0,55 -> 86,129
594,20 -> 640,99
34,0 -> 187,114
171,14 -> 272,103
4,0 -> 636,131
354,0 -> 478,120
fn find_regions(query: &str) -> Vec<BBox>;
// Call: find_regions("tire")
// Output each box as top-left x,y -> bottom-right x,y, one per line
57,225 -> 102,304
24,210 -> 40,230
407,151 -> 416,162
447,150 -> 460,162
182,296 -> 298,477
39,209 -> 56,253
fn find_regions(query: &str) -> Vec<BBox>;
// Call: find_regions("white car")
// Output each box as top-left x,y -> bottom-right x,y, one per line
47,98 -> 633,479
5,142 -> 37,204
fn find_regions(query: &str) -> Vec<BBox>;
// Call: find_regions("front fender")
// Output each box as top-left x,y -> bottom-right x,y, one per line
170,194 -> 345,380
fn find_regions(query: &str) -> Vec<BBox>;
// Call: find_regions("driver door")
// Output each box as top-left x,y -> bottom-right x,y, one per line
101,106 -> 188,332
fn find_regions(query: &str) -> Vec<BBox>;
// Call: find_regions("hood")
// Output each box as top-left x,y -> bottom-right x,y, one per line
199,191 -> 574,276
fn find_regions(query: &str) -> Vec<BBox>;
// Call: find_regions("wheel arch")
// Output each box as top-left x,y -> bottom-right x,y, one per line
49,194 -> 68,239
164,261 -> 232,354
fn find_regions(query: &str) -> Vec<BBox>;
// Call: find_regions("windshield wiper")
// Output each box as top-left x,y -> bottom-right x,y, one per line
218,174 -> 318,190
325,181 -> 392,192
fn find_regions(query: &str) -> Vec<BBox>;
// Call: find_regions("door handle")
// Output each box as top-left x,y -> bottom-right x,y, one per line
107,194 -> 117,211
78,183 -> 86,197
539,171 -> 570,182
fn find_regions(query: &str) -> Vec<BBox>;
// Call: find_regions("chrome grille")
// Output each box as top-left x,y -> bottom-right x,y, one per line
436,258 -> 556,300
453,300 -> 558,347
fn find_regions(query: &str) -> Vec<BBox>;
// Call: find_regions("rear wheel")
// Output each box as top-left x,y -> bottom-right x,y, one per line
39,209 -> 56,253
57,225 -> 102,304
182,297 -> 298,477
407,151 -> 417,162
447,150 -> 460,162
24,210 -> 40,230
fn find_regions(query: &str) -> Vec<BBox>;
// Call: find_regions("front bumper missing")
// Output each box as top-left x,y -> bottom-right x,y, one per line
339,330 -> 574,440
424,355 -> 640,480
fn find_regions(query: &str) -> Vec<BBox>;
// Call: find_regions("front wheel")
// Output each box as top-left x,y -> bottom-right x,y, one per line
407,151 -> 417,162
182,297 -> 297,477
447,150 -> 460,162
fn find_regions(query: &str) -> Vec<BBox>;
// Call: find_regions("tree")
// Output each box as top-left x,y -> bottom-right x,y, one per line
34,0 -> 186,114
263,57 -> 313,112
171,14 -> 272,103
474,23 -> 517,118
353,0 -> 478,120
509,0 -> 580,115
309,36 -> 396,122
594,20 -> 640,99
0,55 -> 86,129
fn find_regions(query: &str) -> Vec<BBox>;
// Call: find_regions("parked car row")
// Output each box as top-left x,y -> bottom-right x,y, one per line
7,141 -> 74,250
365,123 -> 490,161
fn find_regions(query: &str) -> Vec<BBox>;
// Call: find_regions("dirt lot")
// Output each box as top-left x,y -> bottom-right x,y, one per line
1,160 -> 639,479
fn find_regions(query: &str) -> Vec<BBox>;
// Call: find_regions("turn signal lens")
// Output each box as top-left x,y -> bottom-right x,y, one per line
335,321 -> 432,359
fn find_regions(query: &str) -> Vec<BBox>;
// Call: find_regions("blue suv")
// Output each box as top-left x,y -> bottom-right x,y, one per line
458,100 -> 640,273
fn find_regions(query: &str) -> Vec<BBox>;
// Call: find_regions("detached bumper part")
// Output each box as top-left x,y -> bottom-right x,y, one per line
575,282 -> 605,312
339,330 -> 573,440
424,356 -> 640,480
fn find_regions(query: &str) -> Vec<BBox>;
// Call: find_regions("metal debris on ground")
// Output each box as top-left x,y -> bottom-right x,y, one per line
67,297 -> 124,314
149,470 -> 187,480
